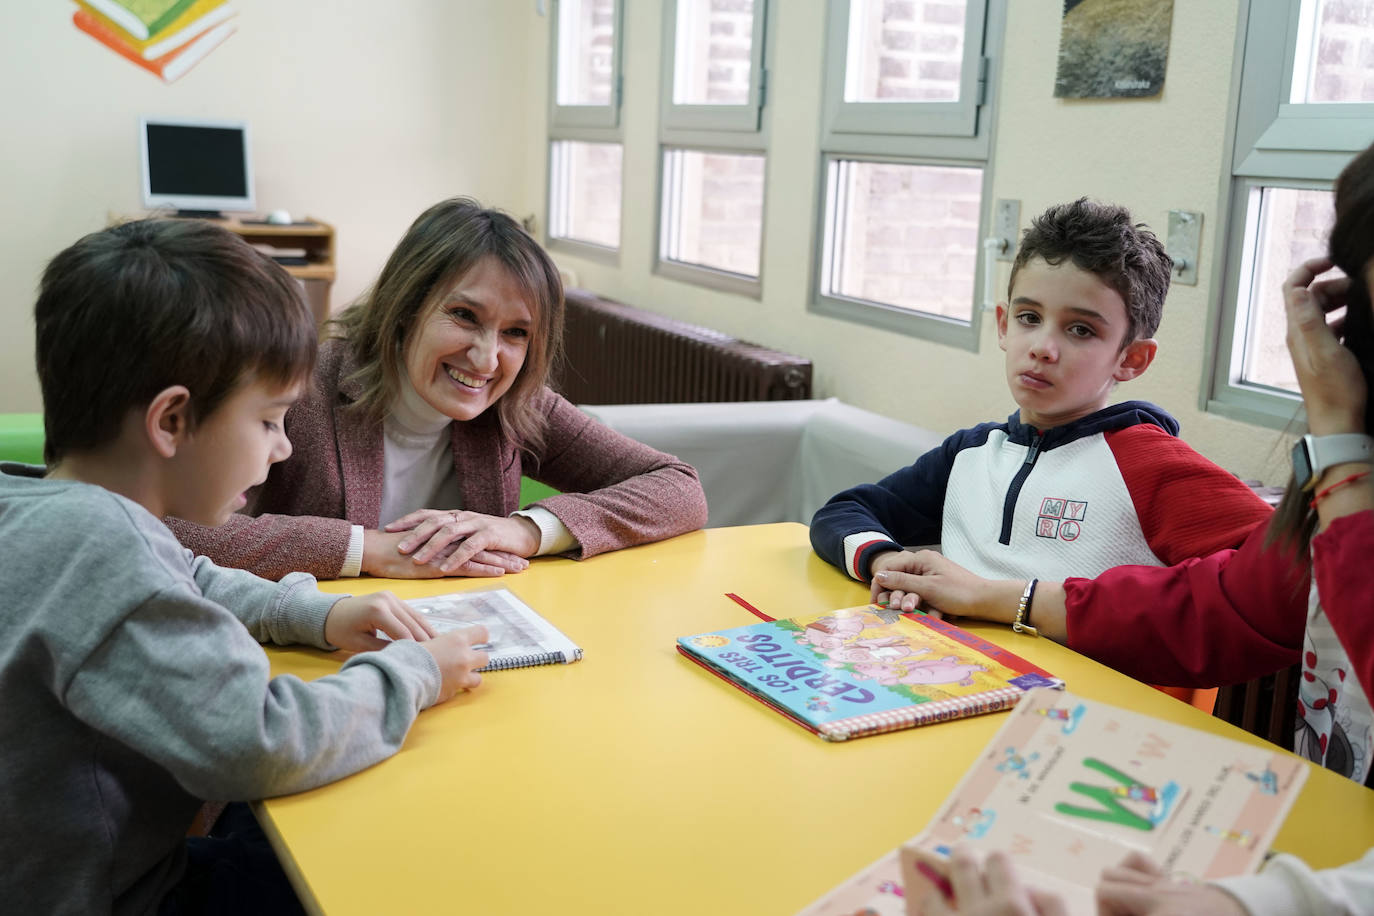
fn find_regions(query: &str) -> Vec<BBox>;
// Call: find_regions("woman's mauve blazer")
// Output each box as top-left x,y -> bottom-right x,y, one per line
168,338 -> 708,580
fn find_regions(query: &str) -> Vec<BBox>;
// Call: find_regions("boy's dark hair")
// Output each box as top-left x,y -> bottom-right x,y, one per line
35,219 -> 317,465
1008,198 -> 1172,346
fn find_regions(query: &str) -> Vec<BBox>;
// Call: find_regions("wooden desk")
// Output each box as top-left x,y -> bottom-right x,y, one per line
259,524 -> 1374,915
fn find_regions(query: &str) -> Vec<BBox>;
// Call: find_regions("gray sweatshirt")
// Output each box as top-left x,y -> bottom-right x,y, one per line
0,465 -> 442,914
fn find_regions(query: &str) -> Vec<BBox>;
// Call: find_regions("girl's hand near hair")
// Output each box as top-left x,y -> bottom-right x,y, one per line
1283,257 -> 1367,436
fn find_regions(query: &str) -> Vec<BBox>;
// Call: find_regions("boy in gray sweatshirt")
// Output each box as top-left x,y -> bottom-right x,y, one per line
0,219 -> 490,914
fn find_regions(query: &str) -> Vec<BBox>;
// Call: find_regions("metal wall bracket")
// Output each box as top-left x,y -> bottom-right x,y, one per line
993,199 -> 1020,262
1166,209 -> 1202,286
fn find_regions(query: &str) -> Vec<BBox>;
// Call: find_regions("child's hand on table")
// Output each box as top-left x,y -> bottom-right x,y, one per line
869,548 -> 951,616
1095,852 -> 1247,916
422,626 -> 491,703
325,591 -> 437,651
920,847 -> 1065,916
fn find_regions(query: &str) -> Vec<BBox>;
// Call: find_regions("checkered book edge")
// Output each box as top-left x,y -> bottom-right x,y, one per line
818,686 -> 1026,741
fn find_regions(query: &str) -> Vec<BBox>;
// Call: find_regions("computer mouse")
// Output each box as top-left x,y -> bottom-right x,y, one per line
266,209 -> 292,225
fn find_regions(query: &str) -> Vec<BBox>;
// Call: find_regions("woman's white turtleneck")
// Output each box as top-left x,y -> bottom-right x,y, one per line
379,372 -> 464,528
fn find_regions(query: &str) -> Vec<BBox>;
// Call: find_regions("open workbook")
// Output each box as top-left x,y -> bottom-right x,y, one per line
404,588 -> 582,672
677,605 -> 1060,741
797,688 -> 1308,916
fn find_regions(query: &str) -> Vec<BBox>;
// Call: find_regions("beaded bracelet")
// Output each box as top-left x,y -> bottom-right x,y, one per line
1309,469 -> 1373,509
1012,578 -> 1039,637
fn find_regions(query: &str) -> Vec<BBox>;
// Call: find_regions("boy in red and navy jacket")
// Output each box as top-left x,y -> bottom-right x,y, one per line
811,200 -> 1271,590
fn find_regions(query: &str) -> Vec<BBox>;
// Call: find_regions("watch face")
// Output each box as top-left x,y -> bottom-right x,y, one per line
1293,438 -> 1316,490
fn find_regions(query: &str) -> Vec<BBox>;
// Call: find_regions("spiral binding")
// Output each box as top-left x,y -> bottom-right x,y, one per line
480,647 -> 583,672
819,686 -> 1025,741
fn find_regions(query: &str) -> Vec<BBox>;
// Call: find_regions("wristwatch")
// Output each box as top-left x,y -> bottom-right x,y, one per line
1291,433 -> 1374,491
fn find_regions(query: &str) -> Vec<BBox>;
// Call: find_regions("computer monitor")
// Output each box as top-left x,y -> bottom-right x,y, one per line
140,116 -> 254,218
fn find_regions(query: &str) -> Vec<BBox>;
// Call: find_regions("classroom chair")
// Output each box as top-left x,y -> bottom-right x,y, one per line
1212,664 -> 1301,748
0,413 -> 44,465
519,477 -> 560,507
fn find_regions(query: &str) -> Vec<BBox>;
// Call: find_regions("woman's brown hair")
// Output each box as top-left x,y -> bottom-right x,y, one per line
1268,143 -> 1374,552
330,198 -> 564,453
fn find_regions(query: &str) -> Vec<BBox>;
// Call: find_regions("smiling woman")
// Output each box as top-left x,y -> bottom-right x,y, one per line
168,198 -> 708,581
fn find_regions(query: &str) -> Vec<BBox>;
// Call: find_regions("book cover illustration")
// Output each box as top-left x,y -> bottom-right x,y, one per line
73,0 -> 235,83
407,588 -> 582,671
677,606 -> 1061,741
901,688 -> 1309,915
84,0 -> 198,39
76,0 -> 237,60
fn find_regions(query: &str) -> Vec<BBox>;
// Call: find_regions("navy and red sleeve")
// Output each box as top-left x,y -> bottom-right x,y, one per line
1063,520 -> 1308,687
1312,510 -> 1374,694
1106,425 -> 1274,565
809,429 -> 979,579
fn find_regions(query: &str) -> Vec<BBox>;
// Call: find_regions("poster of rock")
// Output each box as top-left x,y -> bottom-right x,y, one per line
1054,0 -> 1175,99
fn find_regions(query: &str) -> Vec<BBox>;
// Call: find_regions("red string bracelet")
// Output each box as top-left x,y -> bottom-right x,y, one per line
1310,470 -> 1373,509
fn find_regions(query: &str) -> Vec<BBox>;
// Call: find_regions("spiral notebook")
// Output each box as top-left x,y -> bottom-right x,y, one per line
406,588 -> 582,671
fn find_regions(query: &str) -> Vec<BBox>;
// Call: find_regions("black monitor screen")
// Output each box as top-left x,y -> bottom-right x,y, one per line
146,124 -> 247,197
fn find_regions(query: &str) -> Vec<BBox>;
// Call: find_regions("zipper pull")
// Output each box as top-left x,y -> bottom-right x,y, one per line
1024,431 -> 1044,465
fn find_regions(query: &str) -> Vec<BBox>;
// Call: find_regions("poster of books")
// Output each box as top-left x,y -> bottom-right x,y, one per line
71,0 -> 238,84
1054,0 -> 1174,99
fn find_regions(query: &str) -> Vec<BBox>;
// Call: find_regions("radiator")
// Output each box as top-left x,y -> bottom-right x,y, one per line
556,289 -> 813,404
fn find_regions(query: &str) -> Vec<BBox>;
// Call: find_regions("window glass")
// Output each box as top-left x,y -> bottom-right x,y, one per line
672,0 -> 755,105
1291,0 -> 1374,103
549,141 -> 623,249
844,0 -> 968,103
660,149 -> 765,278
556,0 -> 616,106
821,159 -> 982,320
1236,186 -> 1333,392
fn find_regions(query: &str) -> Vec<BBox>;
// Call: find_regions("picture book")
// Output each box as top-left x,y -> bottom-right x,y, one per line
899,688 -> 1309,915
406,588 -> 582,672
76,0 -> 236,60
676,605 -> 1061,741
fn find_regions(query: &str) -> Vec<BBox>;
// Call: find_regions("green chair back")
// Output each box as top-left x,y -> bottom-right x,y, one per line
0,413 -> 44,465
518,477 -> 560,508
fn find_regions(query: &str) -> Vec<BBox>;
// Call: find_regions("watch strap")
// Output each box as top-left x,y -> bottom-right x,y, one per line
1302,433 -> 1374,489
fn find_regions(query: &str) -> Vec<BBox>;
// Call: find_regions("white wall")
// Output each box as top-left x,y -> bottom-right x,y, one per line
534,1 -> 1297,485
4,2 -> 1296,485
0,0 -> 541,413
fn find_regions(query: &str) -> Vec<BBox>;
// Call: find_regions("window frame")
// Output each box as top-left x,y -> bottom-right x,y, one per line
548,0 -> 625,131
659,0 -> 769,134
546,0 -> 626,262
808,0 -> 1004,351
654,144 -> 768,298
546,139 -> 625,262
653,0 -> 776,295
823,0 -> 989,140
1204,0 -> 1374,428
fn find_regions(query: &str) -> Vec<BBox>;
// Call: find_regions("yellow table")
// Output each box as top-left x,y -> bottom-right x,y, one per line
259,523 -> 1374,915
